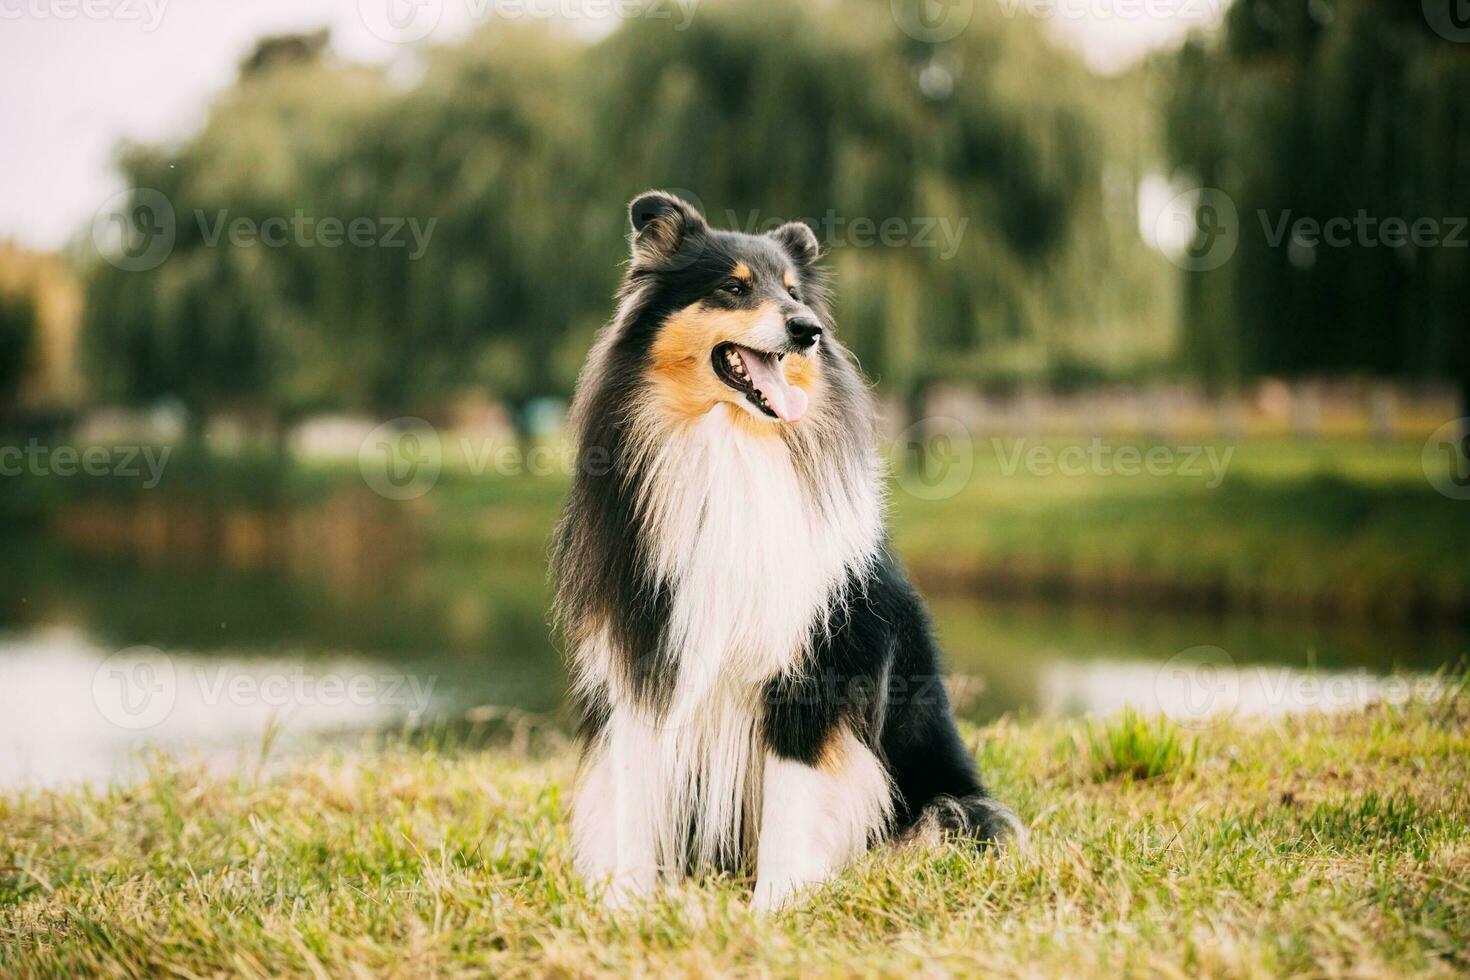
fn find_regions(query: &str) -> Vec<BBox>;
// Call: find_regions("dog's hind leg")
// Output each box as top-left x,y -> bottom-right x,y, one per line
882,694 -> 1027,849
906,791 -> 1026,846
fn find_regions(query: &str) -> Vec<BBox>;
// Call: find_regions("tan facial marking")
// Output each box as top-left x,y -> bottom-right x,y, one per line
780,349 -> 821,403
783,270 -> 796,292
731,262 -> 752,284
645,300 -> 824,429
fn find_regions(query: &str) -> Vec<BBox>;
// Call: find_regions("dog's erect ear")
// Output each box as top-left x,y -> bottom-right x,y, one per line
628,191 -> 706,266
767,221 -> 820,268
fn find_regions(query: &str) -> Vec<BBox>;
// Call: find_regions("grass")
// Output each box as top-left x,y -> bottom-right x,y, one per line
1078,707 -> 1199,782
889,437 -> 1470,621
3,693 -> 1468,978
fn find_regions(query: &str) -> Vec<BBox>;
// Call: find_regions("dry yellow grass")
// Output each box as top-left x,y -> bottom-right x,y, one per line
2,692 -> 1468,978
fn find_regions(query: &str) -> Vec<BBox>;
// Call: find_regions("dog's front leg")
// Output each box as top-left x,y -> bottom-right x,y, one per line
751,728 -> 892,911
574,708 -> 661,907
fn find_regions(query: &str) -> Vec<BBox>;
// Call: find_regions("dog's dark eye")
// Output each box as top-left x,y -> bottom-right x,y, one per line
786,284 -> 800,300
719,278 -> 747,296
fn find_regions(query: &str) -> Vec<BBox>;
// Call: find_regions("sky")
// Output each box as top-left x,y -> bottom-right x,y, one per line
0,0 -> 1226,252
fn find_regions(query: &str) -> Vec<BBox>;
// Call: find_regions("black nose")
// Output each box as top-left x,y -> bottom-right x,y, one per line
785,316 -> 822,348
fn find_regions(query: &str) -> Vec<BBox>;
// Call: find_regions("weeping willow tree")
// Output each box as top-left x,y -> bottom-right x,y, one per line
82,53 -> 395,435
81,1 -> 1171,440
83,27 -> 590,439
1167,0 -> 1470,415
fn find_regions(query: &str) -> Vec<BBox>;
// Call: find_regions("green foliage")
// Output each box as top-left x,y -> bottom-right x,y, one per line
80,1 -> 1174,422
1078,706 -> 1197,781
891,437 -> 1470,622
1166,0 -> 1470,399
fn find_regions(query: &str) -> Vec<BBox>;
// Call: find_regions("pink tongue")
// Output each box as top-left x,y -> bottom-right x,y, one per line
737,347 -> 808,423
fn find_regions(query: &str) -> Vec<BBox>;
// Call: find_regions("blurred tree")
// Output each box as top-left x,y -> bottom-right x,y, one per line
240,28 -> 330,78
1167,0 -> 1470,416
80,1 -> 1173,444
84,26 -> 590,446
586,0 -> 1171,438
371,26 -> 599,437
0,289 -> 37,427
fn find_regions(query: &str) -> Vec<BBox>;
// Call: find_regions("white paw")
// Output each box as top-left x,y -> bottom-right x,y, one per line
750,877 -> 806,913
600,872 -> 656,910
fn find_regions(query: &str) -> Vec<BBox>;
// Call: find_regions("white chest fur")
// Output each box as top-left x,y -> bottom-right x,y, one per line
632,407 -> 881,719
570,407 -> 884,881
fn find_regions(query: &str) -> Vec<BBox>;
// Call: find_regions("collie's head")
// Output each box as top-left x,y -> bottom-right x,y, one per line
570,191 -> 872,447
622,191 -> 826,427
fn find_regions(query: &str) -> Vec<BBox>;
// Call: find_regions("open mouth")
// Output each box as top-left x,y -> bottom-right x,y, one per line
711,343 -> 808,423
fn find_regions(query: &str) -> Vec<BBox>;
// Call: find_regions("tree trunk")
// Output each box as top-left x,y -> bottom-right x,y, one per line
1453,376 -> 1470,492
902,378 -> 931,473
511,399 -> 536,463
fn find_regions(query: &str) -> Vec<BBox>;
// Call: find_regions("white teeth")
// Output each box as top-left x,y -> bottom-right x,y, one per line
724,347 -> 749,382
718,345 -> 773,414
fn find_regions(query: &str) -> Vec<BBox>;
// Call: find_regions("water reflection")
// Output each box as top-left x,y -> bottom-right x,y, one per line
930,596 -> 1462,722
1037,658 -> 1438,728
0,537 -> 1463,788
0,628 -> 429,787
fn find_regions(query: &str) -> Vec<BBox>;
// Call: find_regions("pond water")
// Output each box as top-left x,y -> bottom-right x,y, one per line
1,536 -> 1463,788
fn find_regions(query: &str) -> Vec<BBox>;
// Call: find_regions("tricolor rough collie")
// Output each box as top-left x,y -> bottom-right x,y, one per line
553,191 -> 1021,910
